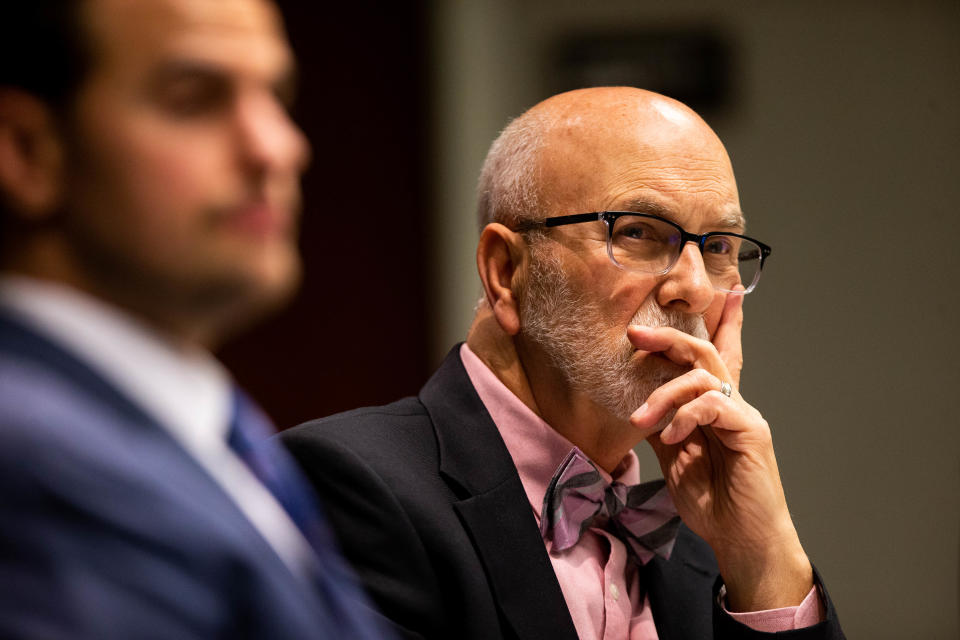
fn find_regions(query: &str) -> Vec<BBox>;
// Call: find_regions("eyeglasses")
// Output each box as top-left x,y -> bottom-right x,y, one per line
516,211 -> 772,294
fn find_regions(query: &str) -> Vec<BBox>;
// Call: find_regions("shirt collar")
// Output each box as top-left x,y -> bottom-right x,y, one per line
459,343 -> 641,521
0,275 -> 232,452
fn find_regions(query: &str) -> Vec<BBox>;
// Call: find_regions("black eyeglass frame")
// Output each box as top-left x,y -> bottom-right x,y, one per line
516,211 -> 773,294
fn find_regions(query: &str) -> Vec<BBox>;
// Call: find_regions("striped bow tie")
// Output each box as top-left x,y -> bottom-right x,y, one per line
539,447 -> 681,565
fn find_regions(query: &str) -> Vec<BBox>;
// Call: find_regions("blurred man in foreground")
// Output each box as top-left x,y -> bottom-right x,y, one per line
0,1 -> 386,637
282,87 -> 845,639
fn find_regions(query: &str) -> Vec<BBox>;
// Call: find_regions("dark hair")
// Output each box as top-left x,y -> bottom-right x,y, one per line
0,1 -> 91,254
0,1 -> 92,110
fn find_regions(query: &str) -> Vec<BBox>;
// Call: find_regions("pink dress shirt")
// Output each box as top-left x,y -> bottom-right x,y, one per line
459,344 -> 823,639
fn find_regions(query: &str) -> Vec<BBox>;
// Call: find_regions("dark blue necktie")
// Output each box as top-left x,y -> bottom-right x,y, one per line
226,388 -> 390,639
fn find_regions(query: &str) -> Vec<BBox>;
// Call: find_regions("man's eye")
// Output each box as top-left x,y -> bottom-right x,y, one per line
158,80 -> 230,117
618,223 -> 660,241
704,237 -> 735,255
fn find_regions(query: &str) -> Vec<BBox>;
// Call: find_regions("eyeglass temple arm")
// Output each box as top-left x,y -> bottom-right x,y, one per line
543,212 -> 605,228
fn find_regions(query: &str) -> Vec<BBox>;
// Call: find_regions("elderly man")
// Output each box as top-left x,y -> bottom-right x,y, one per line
281,87 -> 844,639
0,1 -> 387,637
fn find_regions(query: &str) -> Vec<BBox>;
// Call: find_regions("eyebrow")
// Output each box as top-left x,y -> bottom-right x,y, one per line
146,58 -> 299,105
615,197 -> 747,231
149,59 -> 228,85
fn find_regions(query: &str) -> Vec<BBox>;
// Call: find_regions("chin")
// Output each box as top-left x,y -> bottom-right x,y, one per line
244,252 -> 301,315
197,250 -> 302,344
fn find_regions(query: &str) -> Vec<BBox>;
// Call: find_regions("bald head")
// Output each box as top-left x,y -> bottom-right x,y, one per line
476,87 -> 740,231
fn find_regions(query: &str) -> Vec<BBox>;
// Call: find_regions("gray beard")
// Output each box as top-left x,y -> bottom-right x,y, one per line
519,242 -> 709,421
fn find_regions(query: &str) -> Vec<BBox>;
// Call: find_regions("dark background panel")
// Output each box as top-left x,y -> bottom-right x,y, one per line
218,1 -> 431,431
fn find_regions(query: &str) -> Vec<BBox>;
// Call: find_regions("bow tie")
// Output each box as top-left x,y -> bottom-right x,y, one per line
539,447 -> 681,565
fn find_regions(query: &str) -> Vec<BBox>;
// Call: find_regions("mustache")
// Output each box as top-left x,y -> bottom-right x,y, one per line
628,302 -> 708,340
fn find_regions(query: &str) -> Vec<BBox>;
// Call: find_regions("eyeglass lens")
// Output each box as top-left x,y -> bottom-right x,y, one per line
608,215 -> 763,291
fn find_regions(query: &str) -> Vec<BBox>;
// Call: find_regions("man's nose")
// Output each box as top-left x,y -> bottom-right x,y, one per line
654,242 -> 715,314
234,92 -> 310,178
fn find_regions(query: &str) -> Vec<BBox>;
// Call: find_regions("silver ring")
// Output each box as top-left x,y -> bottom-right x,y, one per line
720,381 -> 733,397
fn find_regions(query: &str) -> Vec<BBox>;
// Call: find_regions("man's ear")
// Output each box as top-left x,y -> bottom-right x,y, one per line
0,89 -> 64,220
476,223 -> 528,336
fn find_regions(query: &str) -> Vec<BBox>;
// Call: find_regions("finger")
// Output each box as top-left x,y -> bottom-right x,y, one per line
645,424 -> 696,470
628,325 -> 730,381
627,325 -> 696,361
630,368 -> 721,430
712,286 -> 745,388
659,391 -> 729,444
645,424 -> 710,484
660,393 -> 768,451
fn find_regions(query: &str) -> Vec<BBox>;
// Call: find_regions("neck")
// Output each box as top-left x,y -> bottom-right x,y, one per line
466,306 -> 641,473
4,239 -> 219,350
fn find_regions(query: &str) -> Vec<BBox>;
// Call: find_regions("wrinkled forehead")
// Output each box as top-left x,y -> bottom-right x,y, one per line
80,0 -> 291,79
535,94 -> 740,220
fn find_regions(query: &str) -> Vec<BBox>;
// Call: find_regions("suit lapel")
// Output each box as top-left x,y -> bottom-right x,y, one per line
0,311 -> 311,587
0,310 -> 161,428
420,346 -> 579,640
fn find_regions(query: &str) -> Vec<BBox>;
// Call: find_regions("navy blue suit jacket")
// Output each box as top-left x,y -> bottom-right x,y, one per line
281,346 -> 845,640
0,310 -> 382,639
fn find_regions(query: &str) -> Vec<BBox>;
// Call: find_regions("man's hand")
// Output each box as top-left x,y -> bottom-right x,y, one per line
627,291 -> 813,612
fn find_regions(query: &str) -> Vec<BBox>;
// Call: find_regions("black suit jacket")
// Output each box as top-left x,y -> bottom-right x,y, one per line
281,346 -> 844,639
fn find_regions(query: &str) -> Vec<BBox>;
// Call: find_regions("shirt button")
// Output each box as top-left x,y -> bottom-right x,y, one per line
609,583 -> 620,601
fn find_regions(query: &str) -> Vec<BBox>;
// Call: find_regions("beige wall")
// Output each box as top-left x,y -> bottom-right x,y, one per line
430,1 -> 960,637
